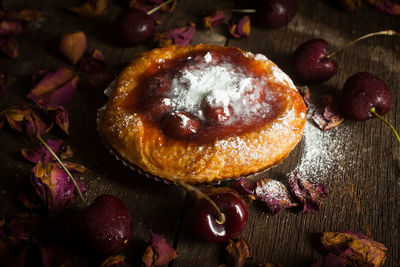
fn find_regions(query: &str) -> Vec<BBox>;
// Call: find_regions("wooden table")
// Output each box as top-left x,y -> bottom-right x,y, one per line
0,0 -> 399,266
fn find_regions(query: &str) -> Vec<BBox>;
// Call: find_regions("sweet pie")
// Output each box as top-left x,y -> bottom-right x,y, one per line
98,44 -> 306,184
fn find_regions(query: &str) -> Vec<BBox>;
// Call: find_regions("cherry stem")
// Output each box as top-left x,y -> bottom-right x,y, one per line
147,0 -> 174,16
327,30 -> 400,59
227,9 -> 257,13
175,180 -> 226,224
37,135 -> 88,206
370,107 -> 400,145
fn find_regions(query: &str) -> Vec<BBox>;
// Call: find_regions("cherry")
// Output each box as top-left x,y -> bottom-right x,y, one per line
191,187 -> 248,243
115,9 -> 155,45
292,39 -> 338,84
143,96 -> 174,120
160,111 -> 201,139
341,72 -> 400,144
201,97 -> 233,123
257,0 -> 297,28
80,194 -> 133,255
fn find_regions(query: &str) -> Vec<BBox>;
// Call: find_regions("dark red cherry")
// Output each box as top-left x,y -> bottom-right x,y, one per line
192,187 -> 248,243
292,39 -> 338,83
115,9 -> 155,45
257,0 -> 297,28
160,111 -> 200,139
340,72 -> 391,121
143,96 -> 174,120
202,101 -> 233,123
80,194 -> 133,255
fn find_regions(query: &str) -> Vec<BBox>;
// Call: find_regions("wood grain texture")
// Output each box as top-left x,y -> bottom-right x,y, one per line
0,0 -> 399,266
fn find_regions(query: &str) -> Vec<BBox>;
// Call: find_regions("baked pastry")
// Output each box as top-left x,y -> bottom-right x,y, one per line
98,44 -> 306,184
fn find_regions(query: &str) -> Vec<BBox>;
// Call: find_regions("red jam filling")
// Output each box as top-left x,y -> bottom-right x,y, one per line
126,47 -> 284,143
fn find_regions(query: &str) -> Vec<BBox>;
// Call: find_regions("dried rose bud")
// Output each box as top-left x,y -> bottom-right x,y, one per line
288,172 -> 327,213
310,253 -> 347,267
100,255 -> 126,267
369,0 -> 400,15
156,23 -> 196,47
27,67 -> 79,108
229,16 -> 251,38
203,10 -> 225,30
142,234 -> 177,267
312,95 -> 344,131
67,0 -> 108,18
59,31 -> 87,65
225,237 -> 251,267
313,231 -> 387,267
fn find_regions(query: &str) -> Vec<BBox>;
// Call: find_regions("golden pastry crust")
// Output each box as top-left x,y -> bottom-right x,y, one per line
98,44 -> 306,184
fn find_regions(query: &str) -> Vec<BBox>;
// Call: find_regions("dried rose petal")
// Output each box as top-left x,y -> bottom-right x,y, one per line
313,231 -> 387,266
370,0 -> 400,15
142,234 -> 177,267
27,67 -> 79,108
203,10 -> 225,30
288,172 -> 327,213
3,105 -> 52,137
229,16 -> 251,38
0,2 -> 41,22
225,237 -> 250,267
100,255 -> 126,267
312,95 -> 344,131
0,35 -> 18,58
21,139 -> 71,163
156,23 -> 196,47
0,72 -> 7,96
255,178 -> 298,214
310,253 -> 347,267
30,162 -> 88,214
258,264 -> 284,267
234,178 -> 256,199
18,190 -> 42,209
53,106 -> 70,134
0,20 -> 24,36
59,31 -> 87,65
336,0 -> 364,10
67,0 -> 108,18
40,244 -> 74,267
297,86 -> 310,112
5,213 -> 41,241
63,162 -> 87,173
79,48 -> 106,73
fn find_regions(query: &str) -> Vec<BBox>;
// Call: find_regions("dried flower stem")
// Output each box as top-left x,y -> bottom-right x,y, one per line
175,180 -> 226,224
370,107 -> 400,145
37,135 -> 88,206
327,30 -> 400,58
147,0 -> 175,16
228,9 -> 257,13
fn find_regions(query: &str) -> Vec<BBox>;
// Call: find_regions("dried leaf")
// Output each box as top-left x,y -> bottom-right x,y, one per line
3,105 -> 52,137
156,23 -> 195,47
0,35 -> 18,58
79,48 -> 106,73
310,253 -> 347,267
100,255 -> 126,267
255,178 -> 298,215
142,234 -> 177,267
30,162 -> 88,214
229,16 -> 250,38
203,10 -> 225,30
312,95 -> 344,131
0,72 -> 7,96
59,31 -> 87,65
225,237 -> 251,267
288,172 -> 327,213
369,0 -> 400,15
67,0 -> 108,18
297,86 -> 310,112
313,231 -> 387,267
27,67 -> 79,108
21,139 -> 71,164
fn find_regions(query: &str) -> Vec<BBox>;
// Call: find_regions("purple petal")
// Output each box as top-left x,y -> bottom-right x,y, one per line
157,23 -> 196,46
30,162 -> 88,214
229,16 -> 251,38
313,231 -> 387,266
0,72 -> 7,96
21,139 -> 64,163
234,178 -> 256,198
99,255 -> 126,267
0,20 -> 24,36
312,95 -> 344,131
288,172 -> 327,213
5,213 -> 41,241
254,178 -> 297,215
79,48 -> 106,73
142,234 -> 177,267
203,10 -> 225,30
310,253 -> 346,267
27,67 -> 79,108
373,0 -> 400,15
54,106 -> 69,134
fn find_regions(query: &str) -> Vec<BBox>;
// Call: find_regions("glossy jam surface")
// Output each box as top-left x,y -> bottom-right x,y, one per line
126,47 -> 284,143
